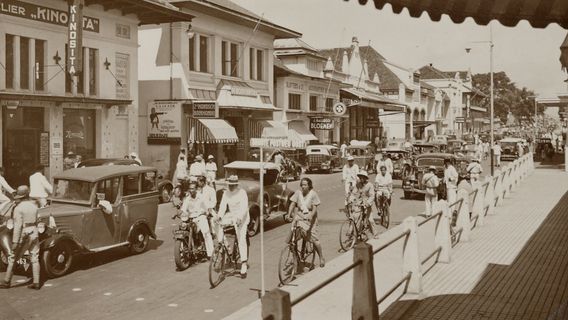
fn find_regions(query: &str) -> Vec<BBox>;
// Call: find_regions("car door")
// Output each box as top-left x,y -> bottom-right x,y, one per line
119,171 -> 159,242
83,177 -> 120,249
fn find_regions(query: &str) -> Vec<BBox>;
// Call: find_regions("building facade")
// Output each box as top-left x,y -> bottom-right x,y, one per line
0,0 -> 191,186
138,0 -> 300,178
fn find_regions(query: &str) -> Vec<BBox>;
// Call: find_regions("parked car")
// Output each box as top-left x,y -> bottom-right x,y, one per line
346,140 -> 376,173
77,158 -> 174,203
379,149 -> 410,179
248,148 -> 303,181
447,139 -> 466,154
385,139 -> 407,150
218,161 -> 294,237
2,166 -> 160,278
413,142 -> 439,155
305,145 -> 340,173
499,138 -> 524,161
430,135 -> 448,145
402,153 -> 458,199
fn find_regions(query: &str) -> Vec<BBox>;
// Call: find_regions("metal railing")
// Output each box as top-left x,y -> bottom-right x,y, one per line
260,152 -> 534,320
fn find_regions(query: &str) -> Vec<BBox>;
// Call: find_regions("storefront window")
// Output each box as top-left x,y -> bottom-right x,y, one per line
63,109 -> 96,161
35,40 -> 45,91
289,93 -> 301,110
20,37 -> 29,90
5,34 -> 14,89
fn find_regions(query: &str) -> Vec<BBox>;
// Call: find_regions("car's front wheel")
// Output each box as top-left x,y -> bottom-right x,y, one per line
129,226 -> 150,254
42,242 -> 74,278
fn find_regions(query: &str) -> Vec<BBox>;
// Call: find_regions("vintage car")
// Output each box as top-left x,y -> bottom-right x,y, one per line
534,138 -> 554,161
413,142 -> 439,155
248,147 -> 304,181
0,166 -> 160,278
346,140 -> 376,173
430,135 -> 448,145
385,139 -> 407,150
217,161 -> 294,237
305,145 -> 340,173
499,138 -> 524,161
402,153 -> 459,199
77,158 -> 174,203
379,148 -> 410,179
447,139 -> 466,154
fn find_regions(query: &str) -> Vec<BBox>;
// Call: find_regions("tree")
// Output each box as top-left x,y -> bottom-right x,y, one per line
472,72 -> 537,125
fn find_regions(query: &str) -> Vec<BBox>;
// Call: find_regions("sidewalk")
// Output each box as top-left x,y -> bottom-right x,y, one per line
381,166 -> 568,320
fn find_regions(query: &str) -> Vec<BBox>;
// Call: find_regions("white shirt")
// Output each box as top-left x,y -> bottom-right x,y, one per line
205,162 -> 217,173
199,185 -> 217,210
0,176 -> 15,194
340,144 -> 347,157
444,165 -> 459,189
189,162 -> 206,176
492,145 -> 502,156
180,193 -> 207,218
375,172 -> 393,189
342,164 -> 359,183
175,160 -> 188,180
29,172 -> 53,198
466,162 -> 483,175
218,188 -> 249,223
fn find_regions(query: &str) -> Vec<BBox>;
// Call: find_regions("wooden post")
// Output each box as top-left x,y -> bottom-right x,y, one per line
456,189 -> 471,242
261,289 -> 292,320
493,171 -> 502,207
485,176 -> 495,216
402,216 -> 422,296
352,242 -> 379,320
434,200 -> 451,263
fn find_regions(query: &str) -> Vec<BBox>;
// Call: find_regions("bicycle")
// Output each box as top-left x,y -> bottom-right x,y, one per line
277,220 -> 316,285
338,199 -> 373,251
208,223 -> 242,288
375,192 -> 391,229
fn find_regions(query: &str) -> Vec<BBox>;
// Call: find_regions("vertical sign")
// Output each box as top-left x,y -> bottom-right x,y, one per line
40,132 -> 50,167
115,53 -> 130,99
67,0 -> 84,75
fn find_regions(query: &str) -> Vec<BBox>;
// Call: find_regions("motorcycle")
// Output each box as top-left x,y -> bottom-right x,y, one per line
171,210 -> 209,271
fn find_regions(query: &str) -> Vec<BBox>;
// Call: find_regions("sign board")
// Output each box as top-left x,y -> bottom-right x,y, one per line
192,101 -> 218,118
455,116 -> 465,123
333,102 -> 347,116
67,0 -> 84,75
51,136 -> 63,156
341,98 -> 360,107
0,0 -> 99,32
310,117 -> 334,130
147,101 -> 182,144
115,53 -> 129,99
366,119 -> 380,128
40,132 -> 49,166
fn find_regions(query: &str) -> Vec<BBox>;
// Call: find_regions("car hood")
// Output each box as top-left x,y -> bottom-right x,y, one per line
38,202 -> 92,218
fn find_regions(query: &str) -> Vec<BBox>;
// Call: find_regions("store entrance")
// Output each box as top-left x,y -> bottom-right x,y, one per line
2,107 -> 44,187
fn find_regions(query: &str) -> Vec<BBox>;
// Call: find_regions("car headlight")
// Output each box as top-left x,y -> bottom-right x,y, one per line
38,222 -> 46,234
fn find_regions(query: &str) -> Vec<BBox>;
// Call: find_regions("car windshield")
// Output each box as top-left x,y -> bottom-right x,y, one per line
416,158 -> 445,167
501,142 -> 517,149
225,168 -> 279,185
53,179 -> 93,202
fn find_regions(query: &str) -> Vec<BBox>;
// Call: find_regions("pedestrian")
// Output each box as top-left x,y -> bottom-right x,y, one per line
215,175 -> 249,278
492,142 -> 502,167
178,148 -> 186,163
29,165 -> 52,208
444,159 -> 459,204
349,170 -> 379,238
0,167 -> 15,212
173,156 -> 188,185
342,156 -> 359,195
197,176 -> 216,216
0,186 -> 41,289
383,153 -> 394,176
466,158 -> 483,186
273,150 -> 284,171
340,140 -> 348,158
517,142 -> 524,157
189,155 -> 206,178
63,151 -> 77,170
483,141 -> 490,160
422,166 -> 439,217
205,155 -> 218,187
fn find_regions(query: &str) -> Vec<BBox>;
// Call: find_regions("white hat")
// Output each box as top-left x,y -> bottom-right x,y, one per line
428,165 -> 437,171
195,155 -> 203,161
357,170 -> 369,179
207,155 -> 214,160
227,175 -> 239,185
347,155 -> 355,161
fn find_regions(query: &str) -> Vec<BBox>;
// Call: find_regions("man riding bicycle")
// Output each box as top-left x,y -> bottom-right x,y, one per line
374,165 -> 393,207
342,156 -> 359,195
180,182 -> 214,260
347,170 -> 379,239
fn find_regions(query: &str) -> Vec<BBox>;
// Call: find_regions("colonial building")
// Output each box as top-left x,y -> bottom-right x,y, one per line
0,0 -> 192,186
273,38 -> 343,145
319,37 -> 406,144
138,0 -> 300,177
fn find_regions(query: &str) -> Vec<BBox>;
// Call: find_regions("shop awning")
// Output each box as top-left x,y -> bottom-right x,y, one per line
341,88 -> 406,111
408,120 -> 437,128
84,0 -> 194,25
0,93 -> 132,107
188,118 -> 239,144
216,80 -> 277,111
251,119 -> 317,148
189,89 -> 216,100
346,0 -> 568,29
288,120 -> 318,142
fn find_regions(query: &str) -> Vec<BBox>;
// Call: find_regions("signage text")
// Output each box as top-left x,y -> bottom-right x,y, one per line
310,117 -> 334,130
192,101 -> 218,118
67,0 -> 83,75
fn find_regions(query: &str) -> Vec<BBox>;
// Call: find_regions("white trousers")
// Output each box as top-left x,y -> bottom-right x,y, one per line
446,188 -> 457,205
216,214 -> 249,263
424,194 -> 438,216
193,215 -> 214,257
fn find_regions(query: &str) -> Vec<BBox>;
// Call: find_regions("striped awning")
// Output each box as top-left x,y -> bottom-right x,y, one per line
345,0 -> 568,29
188,118 -> 239,144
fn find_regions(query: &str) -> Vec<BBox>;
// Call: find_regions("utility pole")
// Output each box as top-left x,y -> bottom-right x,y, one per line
489,23 -> 495,175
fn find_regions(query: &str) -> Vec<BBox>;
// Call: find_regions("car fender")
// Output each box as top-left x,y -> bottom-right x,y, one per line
40,233 -> 85,253
128,219 -> 157,240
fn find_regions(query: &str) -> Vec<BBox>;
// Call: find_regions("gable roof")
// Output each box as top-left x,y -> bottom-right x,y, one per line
419,65 -> 469,81
318,46 -> 405,91
274,38 -> 326,60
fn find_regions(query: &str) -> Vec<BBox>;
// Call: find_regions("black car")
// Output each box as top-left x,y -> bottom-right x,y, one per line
77,158 -> 174,203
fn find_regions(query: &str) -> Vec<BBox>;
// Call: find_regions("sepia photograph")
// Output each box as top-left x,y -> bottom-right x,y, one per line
0,0 -> 567,319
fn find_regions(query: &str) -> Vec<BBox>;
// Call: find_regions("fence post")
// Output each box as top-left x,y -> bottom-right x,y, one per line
500,170 -> 508,201
493,170 -> 502,207
434,200 -> 451,263
352,242 -> 379,320
485,176 -> 495,216
476,183 -> 488,226
456,189 -> 471,242
507,167 -> 514,195
402,216 -> 423,296
261,289 -> 292,320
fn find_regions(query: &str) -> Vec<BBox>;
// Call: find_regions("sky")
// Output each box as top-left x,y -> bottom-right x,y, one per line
233,0 -> 568,97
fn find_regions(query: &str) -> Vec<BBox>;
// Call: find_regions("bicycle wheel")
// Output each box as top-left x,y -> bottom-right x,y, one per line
298,235 -> 316,271
278,245 -> 297,285
381,203 -> 390,229
209,244 -> 226,288
339,219 -> 357,251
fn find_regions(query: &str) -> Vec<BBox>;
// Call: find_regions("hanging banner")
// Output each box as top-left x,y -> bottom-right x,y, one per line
192,101 -> 218,118
147,101 -> 182,144
309,117 -> 334,130
67,0 -> 84,75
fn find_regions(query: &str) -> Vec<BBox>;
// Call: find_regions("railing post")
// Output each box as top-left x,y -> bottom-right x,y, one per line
456,189 -> 471,242
351,242 -> 379,320
500,170 -> 507,201
402,216 -> 423,297
485,176 -> 495,216
507,167 -> 514,195
434,200 -> 451,263
261,289 -> 292,320
493,170 -> 502,207
476,183 -> 488,226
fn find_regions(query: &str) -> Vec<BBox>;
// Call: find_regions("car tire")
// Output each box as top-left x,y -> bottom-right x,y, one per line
42,242 -> 74,278
247,210 -> 260,237
160,184 -> 173,203
129,225 -> 150,254
403,191 -> 412,199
